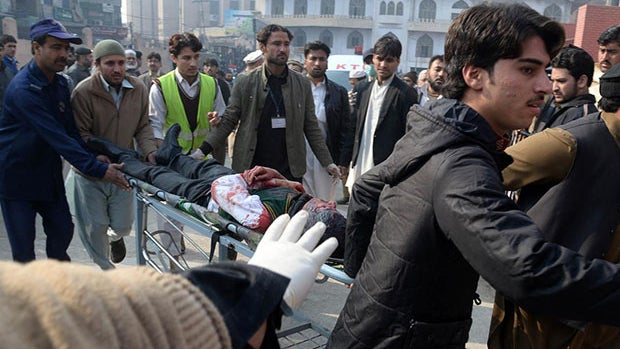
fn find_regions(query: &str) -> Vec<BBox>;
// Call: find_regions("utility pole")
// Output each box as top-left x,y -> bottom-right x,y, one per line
129,21 -> 135,49
179,0 -> 184,32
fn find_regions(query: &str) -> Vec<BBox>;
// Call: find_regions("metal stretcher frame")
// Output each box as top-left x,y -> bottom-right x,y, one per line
129,176 -> 354,285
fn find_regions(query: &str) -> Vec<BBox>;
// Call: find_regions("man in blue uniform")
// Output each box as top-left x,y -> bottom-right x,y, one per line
0,18 -> 128,262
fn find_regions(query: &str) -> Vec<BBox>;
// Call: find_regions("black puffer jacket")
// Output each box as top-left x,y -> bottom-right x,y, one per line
323,78 -> 352,167
329,99 -> 620,349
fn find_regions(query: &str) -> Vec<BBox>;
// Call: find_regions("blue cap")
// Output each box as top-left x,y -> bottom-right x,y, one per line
29,18 -> 82,44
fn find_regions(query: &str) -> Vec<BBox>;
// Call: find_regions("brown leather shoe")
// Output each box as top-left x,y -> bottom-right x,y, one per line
110,238 -> 126,263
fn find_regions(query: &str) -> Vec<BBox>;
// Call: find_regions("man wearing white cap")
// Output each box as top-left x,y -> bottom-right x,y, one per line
125,48 -> 140,77
0,18 -> 128,262
66,39 -> 158,269
348,70 -> 366,90
243,49 -> 264,71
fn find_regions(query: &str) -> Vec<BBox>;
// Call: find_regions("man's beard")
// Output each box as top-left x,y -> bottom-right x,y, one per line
309,69 -> 325,79
429,79 -> 443,93
126,62 -> 138,70
267,55 -> 287,66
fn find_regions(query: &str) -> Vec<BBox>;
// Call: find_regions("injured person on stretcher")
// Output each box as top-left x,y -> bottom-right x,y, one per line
88,123 -> 346,258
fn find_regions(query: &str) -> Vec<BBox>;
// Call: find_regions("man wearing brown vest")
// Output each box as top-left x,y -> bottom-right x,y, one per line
489,60 -> 620,349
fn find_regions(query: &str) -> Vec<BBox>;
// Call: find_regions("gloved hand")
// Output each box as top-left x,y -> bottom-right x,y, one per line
327,163 -> 342,179
190,148 -> 205,160
248,211 -> 338,311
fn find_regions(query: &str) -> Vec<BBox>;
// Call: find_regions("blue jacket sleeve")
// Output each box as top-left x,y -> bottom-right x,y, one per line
6,78 -> 107,178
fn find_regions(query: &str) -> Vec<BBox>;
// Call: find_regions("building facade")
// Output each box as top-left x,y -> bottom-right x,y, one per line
254,0 -> 586,72
0,0 -> 125,43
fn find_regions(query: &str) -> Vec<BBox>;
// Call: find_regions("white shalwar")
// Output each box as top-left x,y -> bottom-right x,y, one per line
303,80 -> 337,201
346,75 -> 393,188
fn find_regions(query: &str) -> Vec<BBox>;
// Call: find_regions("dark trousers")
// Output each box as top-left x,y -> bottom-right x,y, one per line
0,197 -> 73,262
120,152 -> 234,206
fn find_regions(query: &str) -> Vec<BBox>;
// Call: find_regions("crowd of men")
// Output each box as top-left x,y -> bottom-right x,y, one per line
0,10 -> 619,349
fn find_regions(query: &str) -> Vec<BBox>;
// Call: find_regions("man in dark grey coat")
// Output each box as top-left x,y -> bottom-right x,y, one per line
66,46 -> 92,87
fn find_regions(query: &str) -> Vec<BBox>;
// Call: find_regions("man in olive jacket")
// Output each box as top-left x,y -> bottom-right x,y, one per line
198,24 -> 340,182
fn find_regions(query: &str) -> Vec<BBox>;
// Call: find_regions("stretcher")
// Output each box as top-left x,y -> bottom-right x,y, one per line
128,176 -> 353,348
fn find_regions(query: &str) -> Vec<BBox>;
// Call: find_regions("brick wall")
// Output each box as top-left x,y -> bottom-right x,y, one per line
573,4 -> 620,61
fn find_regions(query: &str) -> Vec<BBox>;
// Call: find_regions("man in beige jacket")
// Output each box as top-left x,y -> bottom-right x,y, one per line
66,39 -> 158,269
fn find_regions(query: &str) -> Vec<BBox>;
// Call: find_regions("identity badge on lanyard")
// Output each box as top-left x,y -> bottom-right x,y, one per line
268,86 -> 286,129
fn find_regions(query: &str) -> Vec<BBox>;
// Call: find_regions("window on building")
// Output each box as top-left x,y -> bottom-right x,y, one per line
419,0 -> 436,21
250,1 -> 256,10
416,34 -> 433,58
320,30 -> 333,48
387,1 -> 395,15
209,0 -> 219,24
396,2 -> 404,15
272,0 -> 284,16
451,0 -> 468,19
293,29 -> 307,47
347,31 -> 363,49
294,0 -> 307,16
543,4 -> 562,22
349,0 -> 366,18
321,0 -> 335,16
380,1 -> 387,15
230,0 -> 240,10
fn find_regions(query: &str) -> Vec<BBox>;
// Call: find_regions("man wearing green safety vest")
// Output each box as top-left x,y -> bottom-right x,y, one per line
148,32 -> 227,258
149,32 -> 226,163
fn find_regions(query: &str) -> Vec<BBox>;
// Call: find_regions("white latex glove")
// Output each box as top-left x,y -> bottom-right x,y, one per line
248,211 -> 338,311
190,148 -> 205,160
326,163 -> 342,179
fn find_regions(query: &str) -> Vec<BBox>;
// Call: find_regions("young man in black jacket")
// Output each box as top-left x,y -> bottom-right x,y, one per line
329,4 -> 620,348
342,34 -> 418,188
531,45 -> 598,133
302,40 -> 352,201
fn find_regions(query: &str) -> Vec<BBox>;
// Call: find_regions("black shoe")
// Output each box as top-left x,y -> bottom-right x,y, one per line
88,137 -> 138,163
110,238 -> 126,263
155,123 -> 182,166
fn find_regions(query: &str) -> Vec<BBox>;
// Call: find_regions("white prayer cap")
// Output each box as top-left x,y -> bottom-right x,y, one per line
349,70 -> 366,79
243,49 -> 263,64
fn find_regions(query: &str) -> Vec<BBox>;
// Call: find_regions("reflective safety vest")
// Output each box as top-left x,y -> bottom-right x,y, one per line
158,71 -> 216,153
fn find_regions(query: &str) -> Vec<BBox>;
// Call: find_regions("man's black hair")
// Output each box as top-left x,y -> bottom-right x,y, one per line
146,51 -> 161,61
0,34 -> 16,45
551,44 -> 594,87
443,3 -> 565,100
373,34 -> 402,59
598,25 -> 620,46
304,41 -> 331,58
168,32 -> 202,56
256,24 -> 293,45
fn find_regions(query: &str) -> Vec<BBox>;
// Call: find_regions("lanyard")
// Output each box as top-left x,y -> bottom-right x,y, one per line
267,83 -> 283,118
